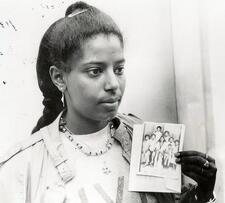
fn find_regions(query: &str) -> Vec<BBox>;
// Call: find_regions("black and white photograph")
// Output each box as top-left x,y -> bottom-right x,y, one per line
138,123 -> 185,179
0,0 -> 223,202
129,123 -> 185,193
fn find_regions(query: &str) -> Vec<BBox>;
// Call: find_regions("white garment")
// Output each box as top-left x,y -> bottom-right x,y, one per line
154,131 -> 162,142
60,124 -> 141,203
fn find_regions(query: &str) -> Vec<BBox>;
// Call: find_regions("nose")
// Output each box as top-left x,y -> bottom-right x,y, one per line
104,69 -> 119,92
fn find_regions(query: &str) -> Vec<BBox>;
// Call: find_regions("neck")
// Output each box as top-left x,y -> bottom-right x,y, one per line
65,110 -> 108,135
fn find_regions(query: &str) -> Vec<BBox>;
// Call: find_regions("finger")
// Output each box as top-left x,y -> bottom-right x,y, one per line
206,155 -> 215,164
181,164 -> 215,178
182,170 -> 209,184
179,156 -> 206,167
177,150 -> 205,157
178,156 -> 217,171
183,171 -> 215,193
176,151 -> 215,163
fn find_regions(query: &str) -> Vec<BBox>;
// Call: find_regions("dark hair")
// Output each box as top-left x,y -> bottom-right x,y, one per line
32,1 -> 123,134
156,126 -> 162,130
163,131 -> 170,136
151,133 -> 156,138
169,136 -> 174,141
144,134 -> 151,139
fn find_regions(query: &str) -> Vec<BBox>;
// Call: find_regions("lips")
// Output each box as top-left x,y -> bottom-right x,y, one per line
99,97 -> 121,111
99,97 -> 121,104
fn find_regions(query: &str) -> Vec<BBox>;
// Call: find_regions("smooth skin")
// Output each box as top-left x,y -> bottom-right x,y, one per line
50,34 -> 126,134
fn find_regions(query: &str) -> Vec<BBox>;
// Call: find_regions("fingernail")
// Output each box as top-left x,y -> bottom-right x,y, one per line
175,152 -> 180,157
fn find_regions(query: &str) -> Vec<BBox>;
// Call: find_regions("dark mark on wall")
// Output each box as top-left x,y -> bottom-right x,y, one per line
3,81 -> 6,85
42,15 -> 45,18
40,3 -> 56,10
0,20 -> 17,31
0,22 -> 4,28
9,20 -> 17,31
0,52 -> 3,55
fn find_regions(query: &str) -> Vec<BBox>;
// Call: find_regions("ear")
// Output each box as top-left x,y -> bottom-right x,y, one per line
49,66 -> 66,92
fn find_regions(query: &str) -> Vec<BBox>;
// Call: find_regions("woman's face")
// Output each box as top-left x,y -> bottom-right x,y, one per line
169,137 -> 174,143
165,135 -> 169,141
64,34 -> 126,122
151,134 -> 156,140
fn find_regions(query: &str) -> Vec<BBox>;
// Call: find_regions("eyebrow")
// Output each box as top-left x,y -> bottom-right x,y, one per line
84,58 -> 126,66
115,59 -> 126,64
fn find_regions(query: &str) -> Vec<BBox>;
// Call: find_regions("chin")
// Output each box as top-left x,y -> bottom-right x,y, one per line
100,110 -> 118,121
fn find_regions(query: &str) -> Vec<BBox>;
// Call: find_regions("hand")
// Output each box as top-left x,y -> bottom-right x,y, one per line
175,151 -> 217,202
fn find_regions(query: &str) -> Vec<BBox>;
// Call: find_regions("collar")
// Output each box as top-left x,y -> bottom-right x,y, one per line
41,112 -> 132,183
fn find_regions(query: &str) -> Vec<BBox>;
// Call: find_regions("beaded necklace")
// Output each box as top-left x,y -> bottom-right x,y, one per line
59,116 -> 115,156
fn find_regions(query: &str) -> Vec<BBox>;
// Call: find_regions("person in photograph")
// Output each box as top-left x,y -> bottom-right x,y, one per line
154,126 -> 163,142
0,1 -> 217,203
163,143 -> 172,168
163,130 -> 170,139
161,131 -> 169,166
148,134 -> 157,166
153,135 -> 165,168
168,136 -> 175,148
170,149 -> 177,170
141,134 -> 151,166
174,139 -> 179,153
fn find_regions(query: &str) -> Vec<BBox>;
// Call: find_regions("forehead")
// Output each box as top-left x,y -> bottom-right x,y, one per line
81,34 -> 124,61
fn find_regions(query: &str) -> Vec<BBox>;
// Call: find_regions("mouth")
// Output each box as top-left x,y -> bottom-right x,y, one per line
99,97 -> 121,104
99,97 -> 121,109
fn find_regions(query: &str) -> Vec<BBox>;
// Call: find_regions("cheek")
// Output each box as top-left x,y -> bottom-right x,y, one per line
119,76 -> 126,93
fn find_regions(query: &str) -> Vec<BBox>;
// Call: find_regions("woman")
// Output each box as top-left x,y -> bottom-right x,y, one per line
0,2 -> 217,202
141,134 -> 151,166
154,135 -> 165,168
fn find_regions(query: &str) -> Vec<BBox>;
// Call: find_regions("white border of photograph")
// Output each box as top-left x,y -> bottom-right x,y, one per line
129,122 -> 185,193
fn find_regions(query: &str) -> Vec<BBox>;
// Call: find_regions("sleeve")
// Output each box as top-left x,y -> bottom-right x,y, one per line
0,152 -> 28,203
176,183 -> 206,203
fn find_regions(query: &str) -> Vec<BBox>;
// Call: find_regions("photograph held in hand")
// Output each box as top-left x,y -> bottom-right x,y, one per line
0,1 -> 218,203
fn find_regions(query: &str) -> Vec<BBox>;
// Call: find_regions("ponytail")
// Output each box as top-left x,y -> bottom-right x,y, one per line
32,92 -> 63,134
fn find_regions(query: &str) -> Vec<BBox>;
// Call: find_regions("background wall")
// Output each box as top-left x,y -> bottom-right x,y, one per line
0,0 -> 224,201
171,0 -> 225,201
0,0 -> 177,150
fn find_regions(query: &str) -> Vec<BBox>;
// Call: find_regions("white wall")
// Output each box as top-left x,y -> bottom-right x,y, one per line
171,0 -> 225,201
0,0 -> 177,151
202,0 -> 225,201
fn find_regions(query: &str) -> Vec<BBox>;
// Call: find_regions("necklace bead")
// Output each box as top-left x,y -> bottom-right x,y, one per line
59,117 -> 115,156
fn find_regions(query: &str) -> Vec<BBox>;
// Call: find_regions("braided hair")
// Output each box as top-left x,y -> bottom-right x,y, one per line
32,1 -> 123,134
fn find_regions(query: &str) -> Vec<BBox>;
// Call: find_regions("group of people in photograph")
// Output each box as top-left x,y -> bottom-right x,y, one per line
141,126 -> 179,169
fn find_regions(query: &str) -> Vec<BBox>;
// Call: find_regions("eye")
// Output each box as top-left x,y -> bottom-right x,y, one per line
87,68 -> 103,77
114,65 -> 124,75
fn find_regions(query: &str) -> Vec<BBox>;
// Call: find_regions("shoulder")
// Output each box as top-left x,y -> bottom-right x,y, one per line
116,113 -> 143,128
112,113 -> 143,162
0,131 -> 47,202
114,113 -> 143,137
0,130 -> 44,168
